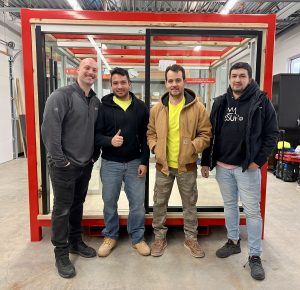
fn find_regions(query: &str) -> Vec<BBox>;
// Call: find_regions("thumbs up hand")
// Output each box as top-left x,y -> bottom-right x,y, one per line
111,129 -> 123,147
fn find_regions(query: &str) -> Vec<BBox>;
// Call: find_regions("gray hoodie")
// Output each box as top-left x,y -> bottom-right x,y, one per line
41,82 -> 100,167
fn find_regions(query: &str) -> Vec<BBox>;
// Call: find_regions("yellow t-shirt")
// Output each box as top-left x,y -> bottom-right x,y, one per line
113,95 -> 132,111
167,97 -> 185,168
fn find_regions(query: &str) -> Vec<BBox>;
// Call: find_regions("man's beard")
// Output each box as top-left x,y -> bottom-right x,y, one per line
114,91 -> 129,99
169,90 -> 182,98
232,88 -> 244,94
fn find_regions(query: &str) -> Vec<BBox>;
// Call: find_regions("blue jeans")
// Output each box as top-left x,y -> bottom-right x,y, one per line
100,158 -> 146,244
216,165 -> 262,256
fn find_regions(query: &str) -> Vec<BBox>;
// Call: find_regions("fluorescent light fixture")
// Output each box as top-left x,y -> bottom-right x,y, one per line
220,0 -> 238,15
87,36 -> 111,71
102,43 -> 107,50
66,0 -> 83,10
193,46 -> 202,51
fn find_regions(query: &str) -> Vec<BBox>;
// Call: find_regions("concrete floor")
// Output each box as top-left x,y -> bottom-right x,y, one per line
0,158 -> 300,290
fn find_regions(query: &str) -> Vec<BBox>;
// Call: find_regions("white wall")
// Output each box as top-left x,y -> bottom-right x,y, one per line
0,15 -> 24,164
273,24 -> 300,75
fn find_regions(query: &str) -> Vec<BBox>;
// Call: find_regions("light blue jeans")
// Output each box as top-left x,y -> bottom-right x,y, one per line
216,165 -> 262,257
100,158 -> 146,245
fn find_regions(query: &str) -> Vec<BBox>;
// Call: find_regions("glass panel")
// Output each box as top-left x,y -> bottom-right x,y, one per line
45,33 -> 146,215
147,31 -> 258,210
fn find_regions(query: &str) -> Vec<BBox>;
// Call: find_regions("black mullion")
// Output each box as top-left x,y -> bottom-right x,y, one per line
144,29 -> 151,214
255,31 -> 263,85
36,26 -> 50,214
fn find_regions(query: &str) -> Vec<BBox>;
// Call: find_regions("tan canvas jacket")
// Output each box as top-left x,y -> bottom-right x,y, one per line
147,88 -> 212,175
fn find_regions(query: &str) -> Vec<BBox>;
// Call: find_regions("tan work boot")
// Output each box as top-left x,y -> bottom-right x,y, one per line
184,239 -> 205,258
150,238 -> 167,257
132,241 -> 151,256
98,237 -> 117,257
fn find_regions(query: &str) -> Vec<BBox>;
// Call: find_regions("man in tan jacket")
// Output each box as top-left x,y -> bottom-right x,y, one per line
147,64 -> 211,258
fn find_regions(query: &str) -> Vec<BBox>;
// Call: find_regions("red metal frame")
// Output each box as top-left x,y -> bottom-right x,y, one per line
21,9 -> 276,241
70,48 -> 228,57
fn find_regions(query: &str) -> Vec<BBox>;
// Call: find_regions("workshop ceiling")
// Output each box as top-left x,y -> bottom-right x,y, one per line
1,0 -> 300,35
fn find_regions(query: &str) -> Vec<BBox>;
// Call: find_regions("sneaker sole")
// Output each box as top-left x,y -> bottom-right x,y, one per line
69,249 -> 96,258
57,271 -> 76,279
251,274 -> 265,281
184,243 -> 205,258
150,243 -> 167,257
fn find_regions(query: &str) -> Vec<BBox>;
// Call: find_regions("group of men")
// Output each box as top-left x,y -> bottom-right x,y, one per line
42,58 -> 279,281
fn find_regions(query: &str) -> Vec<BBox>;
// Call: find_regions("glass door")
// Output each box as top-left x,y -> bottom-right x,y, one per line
37,29 -> 148,216
145,28 -> 262,213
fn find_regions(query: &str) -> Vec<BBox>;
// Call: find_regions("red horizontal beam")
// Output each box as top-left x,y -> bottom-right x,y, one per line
70,48 -> 225,56
52,34 -> 145,40
85,58 -> 213,64
153,36 -> 244,42
22,9 -> 276,26
52,33 -> 244,43
37,217 -> 246,228
186,78 -> 216,84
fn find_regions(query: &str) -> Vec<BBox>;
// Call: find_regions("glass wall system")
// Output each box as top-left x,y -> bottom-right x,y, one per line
35,24 -> 261,218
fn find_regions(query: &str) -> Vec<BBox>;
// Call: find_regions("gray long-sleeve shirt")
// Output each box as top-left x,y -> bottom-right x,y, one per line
41,82 -> 100,167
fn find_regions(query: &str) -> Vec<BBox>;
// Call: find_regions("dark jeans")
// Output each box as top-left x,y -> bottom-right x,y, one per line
49,162 -> 93,258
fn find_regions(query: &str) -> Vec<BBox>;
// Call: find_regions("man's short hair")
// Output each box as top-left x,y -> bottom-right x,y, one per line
165,64 -> 186,80
110,67 -> 131,84
229,62 -> 252,79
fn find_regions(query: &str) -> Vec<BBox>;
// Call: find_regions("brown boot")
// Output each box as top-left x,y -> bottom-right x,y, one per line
184,240 -> 205,258
151,239 -> 167,257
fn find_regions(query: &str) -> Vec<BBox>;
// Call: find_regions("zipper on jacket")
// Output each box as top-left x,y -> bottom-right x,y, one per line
243,94 -> 262,170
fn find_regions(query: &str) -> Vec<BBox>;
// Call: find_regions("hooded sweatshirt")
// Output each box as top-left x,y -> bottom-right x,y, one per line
201,80 -> 279,171
216,81 -> 258,165
95,92 -> 149,165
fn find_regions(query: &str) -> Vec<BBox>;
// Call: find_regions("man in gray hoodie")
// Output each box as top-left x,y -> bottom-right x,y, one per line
41,58 -> 100,279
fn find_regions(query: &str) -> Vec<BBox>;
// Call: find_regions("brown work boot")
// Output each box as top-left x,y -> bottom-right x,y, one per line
132,241 -> 151,256
98,237 -> 117,257
151,238 -> 167,257
184,240 -> 205,258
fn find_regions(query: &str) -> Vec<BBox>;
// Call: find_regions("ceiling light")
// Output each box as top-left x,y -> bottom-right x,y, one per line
193,46 -> 202,51
66,0 -> 83,10
87,36 -> 111,70
220,0 -> 238,15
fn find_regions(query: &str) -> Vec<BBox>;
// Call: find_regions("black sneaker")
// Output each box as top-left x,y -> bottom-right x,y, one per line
216,239 -> 241,258
55,256 -> 76,278
69,241 -> 96,258
249,256 -> 265,281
